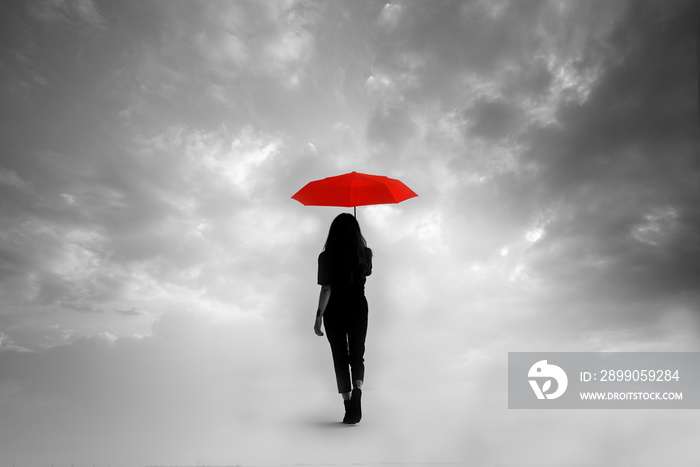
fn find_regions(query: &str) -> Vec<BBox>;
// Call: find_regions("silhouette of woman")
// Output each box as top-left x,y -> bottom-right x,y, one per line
314,213 -> 373,424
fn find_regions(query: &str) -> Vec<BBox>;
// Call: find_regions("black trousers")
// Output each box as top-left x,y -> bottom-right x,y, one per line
323,292 -> 368,394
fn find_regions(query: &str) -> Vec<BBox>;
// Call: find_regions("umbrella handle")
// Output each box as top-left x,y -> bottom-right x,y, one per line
353,206 -> 356,218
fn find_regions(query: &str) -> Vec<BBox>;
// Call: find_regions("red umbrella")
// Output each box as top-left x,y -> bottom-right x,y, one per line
292,171 -> 418,216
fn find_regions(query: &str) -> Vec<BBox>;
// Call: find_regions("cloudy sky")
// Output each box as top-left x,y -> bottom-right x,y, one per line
1,0 -> 699,466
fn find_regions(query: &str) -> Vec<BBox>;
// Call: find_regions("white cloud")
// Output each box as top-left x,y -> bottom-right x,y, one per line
0,167 -> 28,191
525,227 -> 544,243
0,332 -> 32,353
184,126 -> 282,198
378,2 -> 403,29
268,26 -> 313,66
59,193 -> 77,205
365,73 -> 394,94
631,206 -> 679,247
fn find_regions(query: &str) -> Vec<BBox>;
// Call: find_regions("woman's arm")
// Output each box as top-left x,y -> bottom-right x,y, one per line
314,285 -> 331,336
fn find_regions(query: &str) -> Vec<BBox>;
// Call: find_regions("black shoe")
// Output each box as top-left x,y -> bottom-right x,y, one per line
342,400 -> 357,424
347,388 -> 362,424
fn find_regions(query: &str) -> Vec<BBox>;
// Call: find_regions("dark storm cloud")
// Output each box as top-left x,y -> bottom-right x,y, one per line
368,1 -> 615,105
0,0 -> 696,345
350,0 -> 700,342
522,0 -> 700,312
0,0 -> 296,319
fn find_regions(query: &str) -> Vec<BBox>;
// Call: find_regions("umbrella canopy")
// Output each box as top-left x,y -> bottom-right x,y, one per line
292,171 -> 418,216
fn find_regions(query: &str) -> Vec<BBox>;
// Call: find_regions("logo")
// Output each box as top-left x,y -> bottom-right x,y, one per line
528,360 -> 568,400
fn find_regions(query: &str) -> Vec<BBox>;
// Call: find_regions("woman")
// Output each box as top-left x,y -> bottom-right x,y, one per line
314,213 -> 373,424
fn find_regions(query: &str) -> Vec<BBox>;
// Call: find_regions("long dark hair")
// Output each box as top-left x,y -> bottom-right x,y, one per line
324,213 -> 371,269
